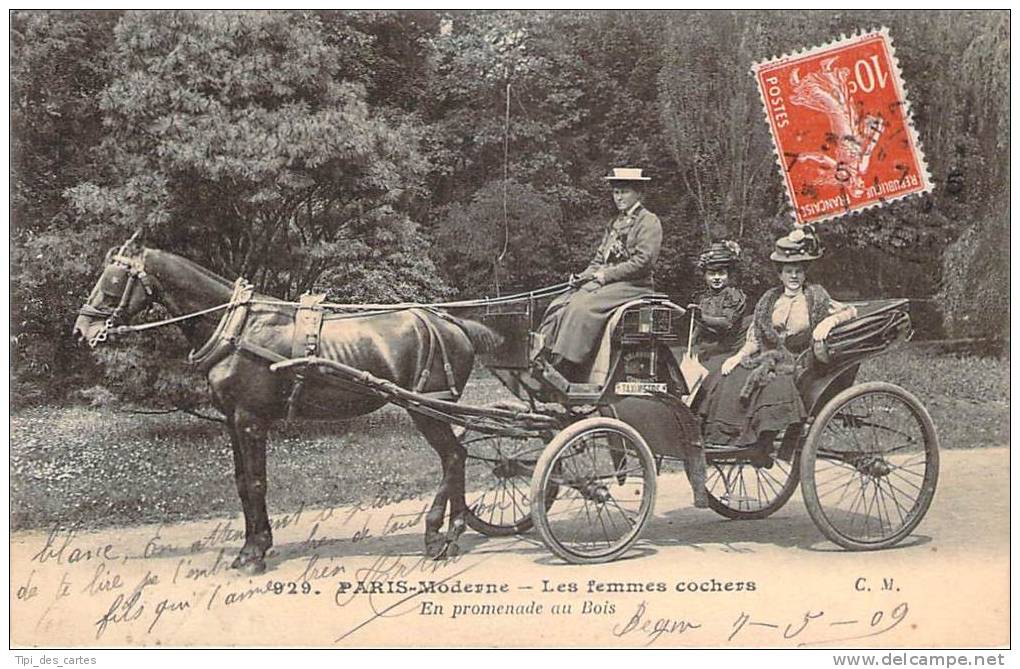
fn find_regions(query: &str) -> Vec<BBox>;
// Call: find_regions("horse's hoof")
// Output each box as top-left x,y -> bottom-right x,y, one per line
444,541 -> 461,559
238,558 -> 266,576
425,535 -> 447,559
230,555 -> 243,570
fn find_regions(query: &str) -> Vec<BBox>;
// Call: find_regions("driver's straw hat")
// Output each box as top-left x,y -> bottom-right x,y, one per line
604,167 -> 651,183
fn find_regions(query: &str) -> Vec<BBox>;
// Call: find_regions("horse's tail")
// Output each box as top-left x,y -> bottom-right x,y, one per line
445,315 -> 504,354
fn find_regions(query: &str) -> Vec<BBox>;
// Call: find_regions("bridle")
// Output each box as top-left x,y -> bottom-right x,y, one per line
79,245 -> 247,350
78,251 -> 161,348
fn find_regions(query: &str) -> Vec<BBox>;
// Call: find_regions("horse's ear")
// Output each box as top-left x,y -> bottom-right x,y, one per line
117,228 -> 143,256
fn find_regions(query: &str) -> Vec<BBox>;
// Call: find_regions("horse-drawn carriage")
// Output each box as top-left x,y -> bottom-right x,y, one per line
442,287 -> 938,563
74,245 -> 939,570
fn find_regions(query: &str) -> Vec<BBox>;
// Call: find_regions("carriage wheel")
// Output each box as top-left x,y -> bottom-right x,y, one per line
531,417 -> 656,564
463,433 -> 549,536
800,382 -> 939,550
705,442 -> 801,520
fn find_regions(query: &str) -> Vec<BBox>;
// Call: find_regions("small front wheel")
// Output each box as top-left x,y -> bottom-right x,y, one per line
463,433 -> 548,536
531,417 -> 657,564
705,430 -> 802,520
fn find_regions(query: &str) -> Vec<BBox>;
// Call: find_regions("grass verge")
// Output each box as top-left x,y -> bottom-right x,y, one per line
10,346 -> 1008,532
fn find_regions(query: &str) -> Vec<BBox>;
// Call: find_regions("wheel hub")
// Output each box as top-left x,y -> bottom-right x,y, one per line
855,456 -> 893,478
578,482 -> 612,503
492,457 -> 532,480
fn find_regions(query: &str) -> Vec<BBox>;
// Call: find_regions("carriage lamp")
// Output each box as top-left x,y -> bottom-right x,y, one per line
622,306 -> 673,337
650,307 -> 672,334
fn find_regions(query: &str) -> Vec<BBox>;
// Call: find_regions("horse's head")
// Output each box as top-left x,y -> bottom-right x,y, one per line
73,245 -> 159,348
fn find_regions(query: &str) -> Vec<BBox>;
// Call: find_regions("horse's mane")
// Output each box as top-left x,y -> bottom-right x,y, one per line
150,248 -> 236,289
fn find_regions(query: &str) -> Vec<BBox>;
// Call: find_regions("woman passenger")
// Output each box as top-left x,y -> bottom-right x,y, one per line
697,227 -> 857,465
690,239 -> 747,376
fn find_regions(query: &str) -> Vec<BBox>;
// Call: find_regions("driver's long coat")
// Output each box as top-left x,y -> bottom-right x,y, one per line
539,204 -> 662,365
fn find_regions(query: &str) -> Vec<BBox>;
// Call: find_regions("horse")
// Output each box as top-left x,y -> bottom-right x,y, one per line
72,242 -> 500,575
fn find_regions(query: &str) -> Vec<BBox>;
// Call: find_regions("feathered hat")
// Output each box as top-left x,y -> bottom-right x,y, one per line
770,226 -> 824,263
697,240 -> 741,270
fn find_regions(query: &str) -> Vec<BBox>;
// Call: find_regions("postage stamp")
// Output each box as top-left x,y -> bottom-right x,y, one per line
752,28 -> 933,225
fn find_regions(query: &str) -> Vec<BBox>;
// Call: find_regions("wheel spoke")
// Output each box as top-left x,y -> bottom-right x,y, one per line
705,452 -> 798,518
465,434 -> 545,535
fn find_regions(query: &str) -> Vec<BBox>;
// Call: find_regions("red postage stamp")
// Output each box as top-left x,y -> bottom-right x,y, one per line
753,29 -> 932,225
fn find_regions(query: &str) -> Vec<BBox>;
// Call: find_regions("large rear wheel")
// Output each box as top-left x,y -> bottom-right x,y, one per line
531,417 -> 656,564
800,382 -> 939,550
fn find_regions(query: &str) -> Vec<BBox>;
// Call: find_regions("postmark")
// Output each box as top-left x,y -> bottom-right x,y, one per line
752,29 -> 933,225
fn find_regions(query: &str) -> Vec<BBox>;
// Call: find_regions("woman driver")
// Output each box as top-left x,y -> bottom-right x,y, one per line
536,168 -> 662,381
697,226 -> 857,465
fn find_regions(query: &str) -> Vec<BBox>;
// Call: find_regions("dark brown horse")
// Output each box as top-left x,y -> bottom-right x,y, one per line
73,244 -> 499,574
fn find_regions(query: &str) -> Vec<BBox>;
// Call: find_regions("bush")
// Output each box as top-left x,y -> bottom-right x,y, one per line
940,202 -> 1009,341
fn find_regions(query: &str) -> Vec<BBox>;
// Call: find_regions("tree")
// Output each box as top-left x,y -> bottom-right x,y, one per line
423,10 -> 685,295
61,11 -> 450,407
68,10 -> 441,299
436,180 -> 565,293
11,11 -> 119,235
11,11 -> 121,402
656,11 -> 1009,312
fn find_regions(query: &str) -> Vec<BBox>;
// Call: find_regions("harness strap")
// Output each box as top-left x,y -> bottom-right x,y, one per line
286,294 -> 327,420
113,301 -> 238,336
292,294 -> 327,359
434,320 -> 459,398
187,279 -> 256,373
410,309 -> 460,398
234,338 -> 288,363
409,309 -> 438,393
241,280 -> 574,312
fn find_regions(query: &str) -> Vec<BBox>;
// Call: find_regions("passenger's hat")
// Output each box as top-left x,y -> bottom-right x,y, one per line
770,226 -> 824,263
604,167 -> 651,182
697,240 -> 741,270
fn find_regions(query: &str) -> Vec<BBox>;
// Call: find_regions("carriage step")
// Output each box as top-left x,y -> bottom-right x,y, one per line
536,362 -> 603,402
565,384 -> 602,402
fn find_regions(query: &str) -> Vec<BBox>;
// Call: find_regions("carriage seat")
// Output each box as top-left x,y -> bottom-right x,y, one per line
587,294 -> 682,387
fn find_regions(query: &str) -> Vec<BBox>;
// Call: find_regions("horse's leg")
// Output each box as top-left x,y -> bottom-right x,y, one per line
445,435 -> 468,555
225,416 -> 256,568
411,413 -> 467,559
230,407 -> 274,575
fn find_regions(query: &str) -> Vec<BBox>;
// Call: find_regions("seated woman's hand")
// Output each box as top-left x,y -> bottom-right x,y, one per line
581,280 -> 601,292
812,318 -> 836,342
721,355 -> 742,375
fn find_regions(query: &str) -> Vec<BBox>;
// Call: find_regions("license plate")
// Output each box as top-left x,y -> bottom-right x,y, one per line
615,382 -> 667,396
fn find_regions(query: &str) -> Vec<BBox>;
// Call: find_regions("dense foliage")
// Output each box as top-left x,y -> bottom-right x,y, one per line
11,10 -> 1009,406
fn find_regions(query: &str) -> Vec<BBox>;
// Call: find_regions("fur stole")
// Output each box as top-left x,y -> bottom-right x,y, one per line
739,284 -> 831,401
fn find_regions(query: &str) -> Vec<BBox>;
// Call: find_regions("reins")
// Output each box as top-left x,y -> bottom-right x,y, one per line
84,250 -> 573,350
240,280 -> 574,312
108,302 -> 239,335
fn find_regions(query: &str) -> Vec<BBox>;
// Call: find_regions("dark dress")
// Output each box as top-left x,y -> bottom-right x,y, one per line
692,286 -> 747,375
539,204 -> 662,365
697,330 -> 811,446
698,284 -> 843,446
